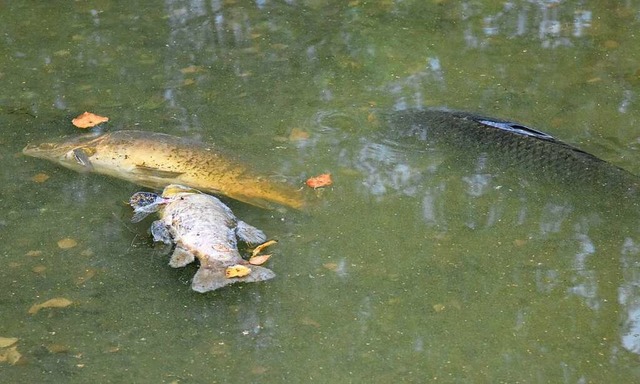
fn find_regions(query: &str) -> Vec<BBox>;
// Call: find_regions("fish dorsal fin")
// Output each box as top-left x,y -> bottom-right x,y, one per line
476,119 -> 556,141
132,165 -> 185,179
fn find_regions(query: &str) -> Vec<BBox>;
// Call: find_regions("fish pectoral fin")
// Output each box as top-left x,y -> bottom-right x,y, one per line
236,221 -> 267,245
191,265 -> 275,293
72,148 -> 94,172
169,247 -> 195,268
132,165 -> 185,179
131,210 -> 151,223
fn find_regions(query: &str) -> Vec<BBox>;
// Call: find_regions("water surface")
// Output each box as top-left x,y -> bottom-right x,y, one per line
2,1 -> 640,382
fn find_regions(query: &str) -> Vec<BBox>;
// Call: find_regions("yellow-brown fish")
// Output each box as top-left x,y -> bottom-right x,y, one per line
23,130 -> 304,210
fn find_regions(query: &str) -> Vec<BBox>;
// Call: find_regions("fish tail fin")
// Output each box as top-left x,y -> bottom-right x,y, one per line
236,221 -> 267,244
191,265 -> 275,293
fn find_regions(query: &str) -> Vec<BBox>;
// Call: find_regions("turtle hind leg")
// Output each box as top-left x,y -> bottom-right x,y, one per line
235,221 -> 267,245
191,265 -> 276,293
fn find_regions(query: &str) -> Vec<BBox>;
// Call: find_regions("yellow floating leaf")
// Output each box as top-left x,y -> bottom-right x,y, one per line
31,172 -> 50,183
251,240 -> 278,257
57,238 -> 78,249
32,265 -> 47,274
0,337 -> 18,348
28,297 -> 73,315
72,111 -> 109,129
26,250 -> 43,257
248,254 -> 271,266
225,265 -> 251,279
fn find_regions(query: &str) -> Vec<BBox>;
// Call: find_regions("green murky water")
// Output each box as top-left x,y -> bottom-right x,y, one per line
2,1 -> 640,382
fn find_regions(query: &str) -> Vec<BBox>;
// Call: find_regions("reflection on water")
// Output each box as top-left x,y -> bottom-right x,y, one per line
2,0 -> 640,382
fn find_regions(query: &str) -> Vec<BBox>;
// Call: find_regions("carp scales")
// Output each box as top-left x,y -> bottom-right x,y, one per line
388,109 -> 640,200
22,130 -> 304,210
130,184 -> 276,293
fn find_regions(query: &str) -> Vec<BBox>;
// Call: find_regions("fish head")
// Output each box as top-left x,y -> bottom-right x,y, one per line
23,132 -> 107,172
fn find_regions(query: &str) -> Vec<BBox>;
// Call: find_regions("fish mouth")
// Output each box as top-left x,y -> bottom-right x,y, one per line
22,132 -> 105,158
22,142 -> 65,158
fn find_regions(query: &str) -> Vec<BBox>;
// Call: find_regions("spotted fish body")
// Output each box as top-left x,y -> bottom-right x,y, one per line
23,130 -> 304,210
134,185 -> 275,293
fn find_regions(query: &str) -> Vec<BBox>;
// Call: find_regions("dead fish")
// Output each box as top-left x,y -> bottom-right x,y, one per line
23,130 -> 304,210
130,184 -> 275,293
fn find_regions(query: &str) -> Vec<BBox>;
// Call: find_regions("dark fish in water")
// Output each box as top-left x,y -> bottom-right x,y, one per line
23,130 -> 305,210
389,109 -> 640,200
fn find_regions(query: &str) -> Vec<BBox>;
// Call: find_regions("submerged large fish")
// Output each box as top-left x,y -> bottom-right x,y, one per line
23,130 -> 304,210
388,109 -> 640,201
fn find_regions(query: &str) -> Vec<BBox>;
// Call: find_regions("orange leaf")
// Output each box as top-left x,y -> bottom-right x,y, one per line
249,254 -> 271,266
306,173 -> 332,189
251,240 -> 278,257
72,111 -> 109,129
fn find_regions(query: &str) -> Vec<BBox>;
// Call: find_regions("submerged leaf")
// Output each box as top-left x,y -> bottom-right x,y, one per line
0,337 -> 18,348
0,346 -> 22,365
31,172 -> 50,183
57,238 -> 78,249
28,297 -> 73,315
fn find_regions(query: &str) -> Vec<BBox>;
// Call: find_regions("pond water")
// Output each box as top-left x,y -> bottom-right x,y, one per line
2,1 -> 640,382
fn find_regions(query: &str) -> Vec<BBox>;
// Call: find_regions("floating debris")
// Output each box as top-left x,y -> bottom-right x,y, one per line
225,265 -> 252,278
72,111 -> 109,128
306,173 -> 332,189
